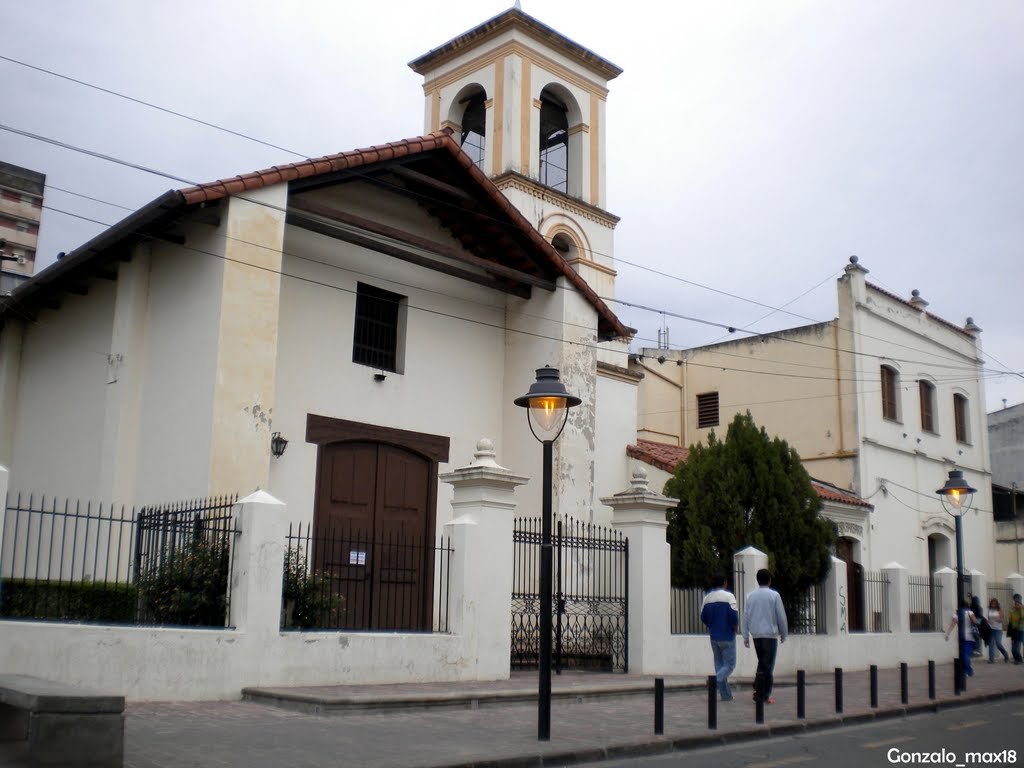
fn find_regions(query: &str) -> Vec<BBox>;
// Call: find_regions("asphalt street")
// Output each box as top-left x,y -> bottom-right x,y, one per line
576,697 -> 1024,768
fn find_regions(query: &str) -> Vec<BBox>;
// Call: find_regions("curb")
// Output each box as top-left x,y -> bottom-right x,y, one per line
425,688 -> 1024,768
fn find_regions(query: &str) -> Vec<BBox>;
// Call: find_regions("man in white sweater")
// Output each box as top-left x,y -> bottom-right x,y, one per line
743,568 -> 789,704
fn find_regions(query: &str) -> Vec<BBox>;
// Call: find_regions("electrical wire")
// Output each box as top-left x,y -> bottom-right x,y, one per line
2,53 -> 1020,385
1,120 -> 1019,384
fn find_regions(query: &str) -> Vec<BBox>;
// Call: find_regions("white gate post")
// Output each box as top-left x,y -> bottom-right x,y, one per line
969,570 -> 987,612
230,490 -> 288,636
603,467 -> 675,674
934,567 -> 958,625
825,556 -> 849,635
881,562 -> 910,634
440,439 -> 528,680
1008,574 -> 1024,604
734,547 -> 769,635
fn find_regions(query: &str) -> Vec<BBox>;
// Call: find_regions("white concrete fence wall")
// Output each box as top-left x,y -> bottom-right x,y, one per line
0,444 -> 527,700
0,457 -> 1018,702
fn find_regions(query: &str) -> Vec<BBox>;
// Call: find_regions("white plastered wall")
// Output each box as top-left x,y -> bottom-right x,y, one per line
7,282 -> 116,499
269,182 -> 512,530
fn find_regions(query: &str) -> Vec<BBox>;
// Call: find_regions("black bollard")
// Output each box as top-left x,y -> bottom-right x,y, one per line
654,678 -> 664,735
928,660 -> 936,700
900,663 -> 909,705
835,667 -> 844,713
755,695 -> 764,725
797,670 -> 806,719
870,665 -> 878,708
707,675 -> 717,730
953,658 -> 961,696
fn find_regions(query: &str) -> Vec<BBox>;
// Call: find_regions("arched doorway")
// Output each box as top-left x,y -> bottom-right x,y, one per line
836,537 -> 865,632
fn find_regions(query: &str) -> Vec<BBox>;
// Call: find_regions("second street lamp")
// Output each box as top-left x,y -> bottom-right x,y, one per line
936,469 -> 977,692
514,366 -> 581,741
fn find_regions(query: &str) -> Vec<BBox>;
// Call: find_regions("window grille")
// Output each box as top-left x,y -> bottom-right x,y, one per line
696,392 -> 719,429
352,282 -> 403,372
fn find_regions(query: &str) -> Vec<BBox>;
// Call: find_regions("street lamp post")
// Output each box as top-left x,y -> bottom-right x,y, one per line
936,469 -> 977,692
515,366 -> 581,741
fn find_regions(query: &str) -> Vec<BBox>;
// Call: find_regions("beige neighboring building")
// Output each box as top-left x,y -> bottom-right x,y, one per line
0,162 -> 44,293
631,256 -> 995,593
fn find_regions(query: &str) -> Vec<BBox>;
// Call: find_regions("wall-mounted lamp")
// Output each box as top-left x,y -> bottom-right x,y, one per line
270,432 -> 288,458
374,373 -> 387,382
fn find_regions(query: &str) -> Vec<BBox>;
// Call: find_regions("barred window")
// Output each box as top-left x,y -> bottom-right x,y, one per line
881,365 -> 899,421
953,393 -> 969,443
696,392 -> 719,429
352,283 -> 404,373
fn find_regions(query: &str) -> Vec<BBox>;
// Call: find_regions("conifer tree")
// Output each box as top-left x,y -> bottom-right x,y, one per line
664,412 -> 834,603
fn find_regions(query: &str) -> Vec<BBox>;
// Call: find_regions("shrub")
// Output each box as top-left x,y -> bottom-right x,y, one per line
137,535 -> 230,627
281,547 -> 344,629
1,579 -> 138,623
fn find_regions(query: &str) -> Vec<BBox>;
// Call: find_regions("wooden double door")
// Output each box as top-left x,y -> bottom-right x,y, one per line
308,413 -> 450,631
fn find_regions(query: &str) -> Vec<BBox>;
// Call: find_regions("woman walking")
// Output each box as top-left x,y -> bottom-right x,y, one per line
987,598 -> 1010,663
946,599 -> 978,677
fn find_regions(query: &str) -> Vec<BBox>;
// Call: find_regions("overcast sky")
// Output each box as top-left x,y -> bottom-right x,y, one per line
2,1 -> 1021,412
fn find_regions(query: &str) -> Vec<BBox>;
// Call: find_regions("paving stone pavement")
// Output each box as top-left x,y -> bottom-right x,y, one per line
115,660 -> 1024,768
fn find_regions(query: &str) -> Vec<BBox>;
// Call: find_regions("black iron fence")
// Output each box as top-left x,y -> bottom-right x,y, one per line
859,570 -> 891,632
909,576 -> 943,632
0,494 -> 237,627
282,522 -> 452,632
788,580 -> 828,635
511,515 -> 628,672
670,561 -> 745,635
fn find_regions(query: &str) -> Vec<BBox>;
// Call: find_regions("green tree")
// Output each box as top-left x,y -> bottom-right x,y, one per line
664,412 -> 834,603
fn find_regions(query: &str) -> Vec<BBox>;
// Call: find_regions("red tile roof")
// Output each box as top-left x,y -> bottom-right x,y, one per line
177,130 -> 630,341
626,439 -> 689,474
809,479 -> 873,509
626,439 -> 872,509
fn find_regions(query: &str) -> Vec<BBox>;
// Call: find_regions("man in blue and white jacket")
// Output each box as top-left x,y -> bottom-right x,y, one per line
700,573 -> 740,701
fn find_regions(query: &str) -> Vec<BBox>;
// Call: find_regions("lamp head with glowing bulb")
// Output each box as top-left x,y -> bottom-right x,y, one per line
514,366 -> 581,443
936,469 -> 977,516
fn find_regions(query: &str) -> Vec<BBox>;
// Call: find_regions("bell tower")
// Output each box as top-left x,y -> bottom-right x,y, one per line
409,6 -> 622,303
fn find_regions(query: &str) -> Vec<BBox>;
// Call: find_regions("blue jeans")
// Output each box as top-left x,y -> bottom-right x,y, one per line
989,629 -> 1009,661
961,640 -> 974,676
752,638 -> 778,700
710,639 -> 736,700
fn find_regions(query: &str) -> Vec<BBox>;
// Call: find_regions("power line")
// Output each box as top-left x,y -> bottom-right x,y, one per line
0,54 -> 310,161
4,53 -> 1019,385
2,120 -> 1017,383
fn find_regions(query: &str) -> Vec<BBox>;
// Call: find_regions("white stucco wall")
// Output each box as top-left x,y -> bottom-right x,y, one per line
269,183 -> 518,529
593,369 -> 639,527
845,274 -> 993,578
131,235 -> 225,502
7,282 -> 116,498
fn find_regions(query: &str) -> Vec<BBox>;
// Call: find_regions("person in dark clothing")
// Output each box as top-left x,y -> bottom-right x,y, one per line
700,573 -> 739,701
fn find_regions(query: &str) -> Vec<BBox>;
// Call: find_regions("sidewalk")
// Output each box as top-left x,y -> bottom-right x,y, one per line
119,661 -> 1024,768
